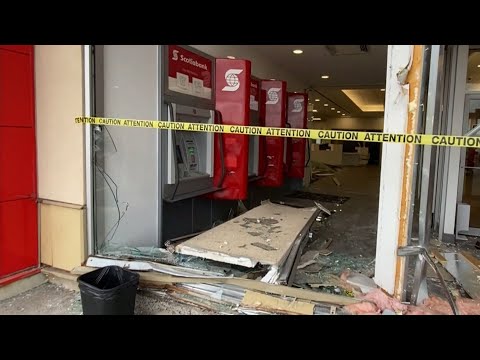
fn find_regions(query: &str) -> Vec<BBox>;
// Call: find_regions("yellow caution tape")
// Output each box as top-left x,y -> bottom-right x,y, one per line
75,116 -> 480,148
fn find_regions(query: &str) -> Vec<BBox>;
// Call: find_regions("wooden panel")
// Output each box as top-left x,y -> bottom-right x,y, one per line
241,290 -> 314,315
431,249 -> 447,264
39,204 -> 53,266
176,202 -> 317,267
40,203 -> 86,271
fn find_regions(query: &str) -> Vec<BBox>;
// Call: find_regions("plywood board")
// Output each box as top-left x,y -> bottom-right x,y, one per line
431,249 -> 447,264
175,202 -> 317,268
40,203 -> 86,271
40,204 -> 53,266
241,290 -> 314,315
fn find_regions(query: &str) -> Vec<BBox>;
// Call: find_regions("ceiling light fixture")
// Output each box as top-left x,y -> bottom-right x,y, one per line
313,109 -> 318,112
337,111 -> 341,113
477,65 -> 480,68
380,88 -> 385,91
321,75 -> 329,79
331,107 -> 335,110
342,113 -> 346,116
324,103 -> 328,106
227,56 -> 236,59
293,49 -> 303,54
315,99 -> 320,102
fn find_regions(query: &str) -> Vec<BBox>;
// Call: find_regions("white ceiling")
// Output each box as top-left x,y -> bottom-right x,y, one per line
230,45 -> 388,119
246,45 -> 387,89
192,45 -> 388,120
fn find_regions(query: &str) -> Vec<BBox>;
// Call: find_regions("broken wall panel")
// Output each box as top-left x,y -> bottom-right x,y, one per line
175,201 -> 317,268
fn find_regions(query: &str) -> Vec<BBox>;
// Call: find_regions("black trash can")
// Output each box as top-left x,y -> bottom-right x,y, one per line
78,266 -> 140,315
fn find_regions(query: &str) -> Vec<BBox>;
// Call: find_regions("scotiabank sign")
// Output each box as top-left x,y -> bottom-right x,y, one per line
168,45 -> 212,100
250,79 -> 259,111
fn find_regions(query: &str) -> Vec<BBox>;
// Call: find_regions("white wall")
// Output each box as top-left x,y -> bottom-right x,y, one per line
308,117 -> 384,131
190,45 -> 306,91
35,45 -> 85,205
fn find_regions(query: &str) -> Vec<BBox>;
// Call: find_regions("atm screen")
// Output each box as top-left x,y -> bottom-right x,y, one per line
188,146 -> 197,170
176,145 -> 184,164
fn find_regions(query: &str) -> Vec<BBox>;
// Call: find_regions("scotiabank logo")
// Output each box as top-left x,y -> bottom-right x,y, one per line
292,98 -> 304,113
172,50 -> 179,61
266,88 -> 281,105
222,69 -> 243,92
171,49 -> 208,71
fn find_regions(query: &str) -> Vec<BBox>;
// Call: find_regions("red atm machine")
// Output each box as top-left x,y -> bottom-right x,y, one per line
211,58 -> 252,200
248,76 -> 263,181
286,92 -> 308,179
256,80 -> 287,187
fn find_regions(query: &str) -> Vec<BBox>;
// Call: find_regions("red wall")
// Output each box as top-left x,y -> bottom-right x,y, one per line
0,45 -> 38,282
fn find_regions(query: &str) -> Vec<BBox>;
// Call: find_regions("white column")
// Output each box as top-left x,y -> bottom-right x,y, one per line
374,45 -> 413,295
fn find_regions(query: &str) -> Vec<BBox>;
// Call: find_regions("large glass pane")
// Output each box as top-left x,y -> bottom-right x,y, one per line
466,49 -> 480,92
94,45 -> 160,254
462,99 -> 480,227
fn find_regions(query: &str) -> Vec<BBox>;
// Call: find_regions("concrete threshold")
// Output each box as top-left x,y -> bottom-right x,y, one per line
0,273 -> 48,302
41,267 -> 80,292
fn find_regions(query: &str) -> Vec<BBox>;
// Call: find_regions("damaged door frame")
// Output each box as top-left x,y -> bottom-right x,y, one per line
439,46 -> 468,242
411,45 -> 445,304
375,46 -> 473,300
374,45 -> 426,298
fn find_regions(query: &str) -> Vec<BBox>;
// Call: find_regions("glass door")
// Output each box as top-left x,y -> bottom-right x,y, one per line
458,95 -> 480,233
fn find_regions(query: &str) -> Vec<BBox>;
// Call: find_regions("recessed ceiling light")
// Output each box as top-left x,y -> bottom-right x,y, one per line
227,56 -> 236,59
337,111 -> 341,113
342,113 -> 346,116
293,49 -> 303,54
324,103 -> 328,107
380,88 -> 385,91
269,78 -> 276,80
321,75 -> 329,79
477,65 -> 480,68
313,109 -> 318,112
315,99 -> 320,102
331,107 -> 335,110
